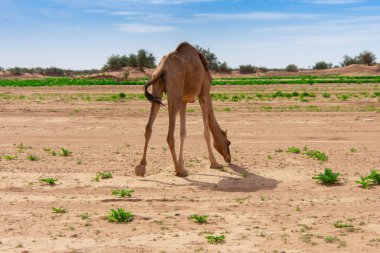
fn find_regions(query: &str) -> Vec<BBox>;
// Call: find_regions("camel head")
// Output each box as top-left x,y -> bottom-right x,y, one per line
213,129 -> 231,163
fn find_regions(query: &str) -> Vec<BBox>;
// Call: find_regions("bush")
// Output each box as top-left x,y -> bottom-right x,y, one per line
285,64 -> 298,72
341,51 -> 377,66
102,49 -> 156,71
358,50 -> 376,66
239,65 -> 257,74
313,61 -> 333,70
195,45 -> 232,72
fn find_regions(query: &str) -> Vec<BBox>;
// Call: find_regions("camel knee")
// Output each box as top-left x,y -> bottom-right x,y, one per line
167,135 -> 175,149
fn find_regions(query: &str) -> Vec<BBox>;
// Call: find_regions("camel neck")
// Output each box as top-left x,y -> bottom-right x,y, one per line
208,105 -> 223,140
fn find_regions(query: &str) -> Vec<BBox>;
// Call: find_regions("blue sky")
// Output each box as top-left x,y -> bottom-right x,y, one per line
1,0 -> 380,69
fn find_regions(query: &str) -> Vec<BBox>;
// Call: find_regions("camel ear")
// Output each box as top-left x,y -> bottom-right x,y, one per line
225,129 -> 227,135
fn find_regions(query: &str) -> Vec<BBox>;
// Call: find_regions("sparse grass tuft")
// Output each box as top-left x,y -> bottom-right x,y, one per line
95,172 -> 113,181
112,188 -> 135,198
334,221 -> 353,228
27,154 -> 39,161
39,178 -> 57,185
52,207 -> 67,213
356,170 -> 380,189
312,168 -> 340,185
191,214 -> 208,224
305,150 -> 328,161
2,155 -> 17,161
107,208 -> 133,223
287,147 -> 301,154
206,235 -> 225,244
59,148 -> 72,156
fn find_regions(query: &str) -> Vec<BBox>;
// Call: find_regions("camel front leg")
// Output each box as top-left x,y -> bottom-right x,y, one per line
135,102 -> 160,177
199,98 -> 223,169
178,102 -> 187,169
167,102 -> 188,177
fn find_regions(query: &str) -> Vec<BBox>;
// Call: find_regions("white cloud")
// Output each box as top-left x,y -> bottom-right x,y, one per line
114,23 -> 177,33
305,0 -> 366,4
193,12 -> 319,20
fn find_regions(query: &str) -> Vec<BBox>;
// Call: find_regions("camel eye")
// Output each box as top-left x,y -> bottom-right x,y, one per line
227,141 -> 231,147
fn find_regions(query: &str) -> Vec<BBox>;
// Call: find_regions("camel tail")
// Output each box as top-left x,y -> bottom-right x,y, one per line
144,70 -> 165,106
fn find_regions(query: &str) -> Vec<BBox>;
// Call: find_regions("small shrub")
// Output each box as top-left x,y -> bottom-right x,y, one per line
59,148 -> 72,156
312,168 -> 340,185
285,64 -> 298,72
95,172 -> 113,181
322,92 -> 331,98
27,154 -> 39,161
305,150 -> 328,161
39,178 -> 58,185
107,208 -> 133,223
356,170 -> 380,189
119,92 -> 126,99
334,221 -> 353,228
356,176 -> 373,189
3,155 -> 17,161
190,214 -> 208,224
287,147 -> 301,154
206,235 -> 225,244
52,207 -> 67,213
112,188 -> 135,198
239,64 -> 257,74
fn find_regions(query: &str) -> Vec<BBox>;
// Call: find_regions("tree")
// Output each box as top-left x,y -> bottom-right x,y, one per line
341,55 -> 360,67
102,49 -> 156,71
136,49 -> 156,68
358,51 -> 376,66
285,64 -> 298,72
239,65 -> 257,74
195,45 -> 232,72
313,61 -> 333,70
341,51 -> 377,66
195,45 -> 219,70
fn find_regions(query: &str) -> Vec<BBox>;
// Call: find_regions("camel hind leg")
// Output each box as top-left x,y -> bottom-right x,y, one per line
135,83 -> 164,177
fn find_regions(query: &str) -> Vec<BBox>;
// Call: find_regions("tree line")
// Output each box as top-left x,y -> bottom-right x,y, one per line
1,47 -> 377,76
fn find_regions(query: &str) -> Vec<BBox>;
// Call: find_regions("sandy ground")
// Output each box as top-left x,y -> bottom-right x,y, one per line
0,84 -> 380,253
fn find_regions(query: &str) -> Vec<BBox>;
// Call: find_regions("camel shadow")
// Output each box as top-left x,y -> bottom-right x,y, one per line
141,163 -> 280,193
182,163 -> 280,192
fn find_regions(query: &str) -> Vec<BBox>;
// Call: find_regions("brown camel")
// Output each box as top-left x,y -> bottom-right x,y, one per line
135,42 -> 231,177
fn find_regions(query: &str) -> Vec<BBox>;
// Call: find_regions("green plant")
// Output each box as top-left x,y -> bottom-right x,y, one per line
27,154 -> 39,161
206,235 -> 225,244
107,208 -> 133,223
3,155 -> 17,161
334,221 -> 353,228
51,150 -> 57,156
322,92 -> 331,98
356,176 -> 373,189
191,214 -> 208,224
324,236 -> 338,243
112,188 -> 135,198
59,148 -> 72,156
305,150 -> 328,161
312,168 -> 340,185
287,147 -> 301,154
95,172 -> 113,181
356,170 -> 380,189
367,170 -> 380,184
52,207 -> 67,213
39,178 -> 57,185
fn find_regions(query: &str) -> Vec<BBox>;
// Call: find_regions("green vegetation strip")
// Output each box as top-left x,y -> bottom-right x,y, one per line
1,76 -> 380,87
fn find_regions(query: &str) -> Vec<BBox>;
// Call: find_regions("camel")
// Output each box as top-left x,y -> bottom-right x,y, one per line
135,42 -> 231,177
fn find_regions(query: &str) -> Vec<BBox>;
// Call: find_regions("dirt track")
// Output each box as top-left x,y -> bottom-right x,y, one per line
0,84 -> 380,253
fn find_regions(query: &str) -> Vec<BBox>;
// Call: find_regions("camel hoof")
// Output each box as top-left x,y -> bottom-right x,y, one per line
210,163 -> 223,169
176,170 -> 188,177
135,165 -> 146,177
